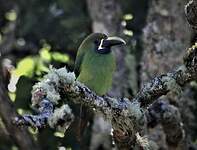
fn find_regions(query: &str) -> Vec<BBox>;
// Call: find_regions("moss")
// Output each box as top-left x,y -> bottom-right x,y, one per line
136,133 -> 159,150
162,75 -> 182,96
32,81 -> 60,104
55,67 -> 75,85
31,67 -> 76,105
31,86 -> 46,106
48,104 -> 74,132
128,102 -> 143,120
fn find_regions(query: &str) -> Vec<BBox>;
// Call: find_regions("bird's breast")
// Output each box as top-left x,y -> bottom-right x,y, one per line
77,52 -> 116,95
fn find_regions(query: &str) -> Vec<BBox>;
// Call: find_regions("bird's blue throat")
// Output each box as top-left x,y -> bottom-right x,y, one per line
95,47 -> 111,54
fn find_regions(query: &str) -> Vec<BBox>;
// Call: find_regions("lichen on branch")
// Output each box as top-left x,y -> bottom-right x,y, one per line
15,67 -> 75,132
185,0 -> 197,29
14,42 -> 197,148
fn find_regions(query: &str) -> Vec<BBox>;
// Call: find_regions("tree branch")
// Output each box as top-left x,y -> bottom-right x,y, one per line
185,0 -> 197,30
146,99 -> 184,146
0,75 -> 41,150
14,42 -> 197,148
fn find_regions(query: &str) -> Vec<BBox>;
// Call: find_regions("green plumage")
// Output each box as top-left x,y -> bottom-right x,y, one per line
75,33 -> 116,95
74,33 -> 125,96
77,46 -> 115,95
72,33 -> 125,143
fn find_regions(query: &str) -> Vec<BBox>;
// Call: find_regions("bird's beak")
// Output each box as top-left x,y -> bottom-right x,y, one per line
104,36 -> 126,47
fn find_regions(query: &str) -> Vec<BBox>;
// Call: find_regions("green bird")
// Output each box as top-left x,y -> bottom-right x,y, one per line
70,33 -> 125,147
74,33 -> 126,95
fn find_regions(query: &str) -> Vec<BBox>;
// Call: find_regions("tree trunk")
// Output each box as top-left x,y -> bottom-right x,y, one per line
0,63 -> 40,150
141,0 -> 194,149
86,0 -> 129,98
86,0 -> 137,149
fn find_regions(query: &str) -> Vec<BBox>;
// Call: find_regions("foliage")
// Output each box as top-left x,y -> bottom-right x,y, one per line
7,44 -> 72,149
17,0 -> 90,52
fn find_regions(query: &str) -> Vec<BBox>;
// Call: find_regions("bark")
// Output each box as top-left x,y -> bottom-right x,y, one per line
186,0 -> 197,46
146,100 -> 184,147
0,1 -> 17,56
185,0 -> 197,30
0,66 -> 40,150
141,0 -> 191,85
87,0 -> 129,149
141,0 -> 194,149
86,0 -> 131,149
0,1 -> 41,148
86,0 -> 130,98
0,118 -> 12,144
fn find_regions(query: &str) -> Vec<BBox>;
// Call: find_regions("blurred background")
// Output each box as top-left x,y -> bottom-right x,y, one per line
0,0 -> 196,150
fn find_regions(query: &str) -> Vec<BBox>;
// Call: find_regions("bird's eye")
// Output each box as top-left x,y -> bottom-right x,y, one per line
94,40 -> 100,45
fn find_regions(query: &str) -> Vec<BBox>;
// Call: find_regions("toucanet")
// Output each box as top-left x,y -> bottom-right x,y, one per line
72,33 -> 126,145
74,33 -> 126,95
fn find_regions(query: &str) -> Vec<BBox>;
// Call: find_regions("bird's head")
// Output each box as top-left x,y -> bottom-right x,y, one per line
79,33 -> 126,54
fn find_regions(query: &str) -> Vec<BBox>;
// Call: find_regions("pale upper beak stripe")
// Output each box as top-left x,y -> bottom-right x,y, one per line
98,36 -> 126,50
107,36 -> 126,45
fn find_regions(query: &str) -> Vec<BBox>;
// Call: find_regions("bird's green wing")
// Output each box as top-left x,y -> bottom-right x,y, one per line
74,45 -> 86,77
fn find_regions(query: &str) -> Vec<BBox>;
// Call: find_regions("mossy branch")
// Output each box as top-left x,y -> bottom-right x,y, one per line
185,0 -> 197,30
14,42 -> 197,148
146,100 -> 184,146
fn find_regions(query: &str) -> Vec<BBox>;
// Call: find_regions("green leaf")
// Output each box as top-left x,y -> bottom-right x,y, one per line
54,132 -> 65,138
8,92 -> 16,102
14,57 -> 35,77
39,48 -> 51,62
52,52 -> 69,63
5,10 -> 17,21
35,58 -> 49,75
123,14 -> 133,20
15,76 -> 34,109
